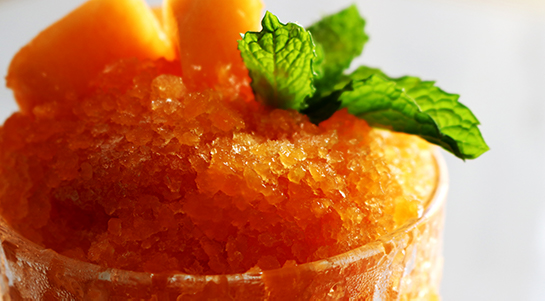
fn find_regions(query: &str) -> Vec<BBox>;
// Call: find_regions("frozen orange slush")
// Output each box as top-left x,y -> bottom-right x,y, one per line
0,0 -> 486,299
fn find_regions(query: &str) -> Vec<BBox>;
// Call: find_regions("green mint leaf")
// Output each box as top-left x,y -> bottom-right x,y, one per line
238,11 -> 316,110
340,75 -> 447,153
347,65 -> 385,81
298,5 -> 368,124
330,65 -> 383,92
302,82 -> 352,124
340,70 -> 489,159
393,76 -> 489,159
312,43 -> 325,81
307,5 -> 368,93
238,9 -> 488,161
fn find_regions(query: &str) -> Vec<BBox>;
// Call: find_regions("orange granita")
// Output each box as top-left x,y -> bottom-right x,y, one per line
0,56 -> 436,274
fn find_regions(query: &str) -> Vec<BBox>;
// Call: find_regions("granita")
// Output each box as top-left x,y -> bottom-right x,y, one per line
0,56 -> 436,274
0,0 -> 487,299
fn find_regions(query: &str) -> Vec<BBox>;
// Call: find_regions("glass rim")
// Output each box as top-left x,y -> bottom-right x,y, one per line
0,149 -> 448,286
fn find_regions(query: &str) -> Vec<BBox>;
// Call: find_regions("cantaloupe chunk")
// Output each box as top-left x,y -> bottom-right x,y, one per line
164,0 -> 263,90
7,0 -> 176,116
152,6 -> 165,28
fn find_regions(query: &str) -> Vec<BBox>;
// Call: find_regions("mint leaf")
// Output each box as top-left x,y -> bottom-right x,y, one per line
340,70 -> 489,159
307,5 -> 368,93
302,82 -> 352,124
340,75 -> 445,151
347,65 -> 385,81
312,43 -> 325,81
330,65 -> 383,92
393,76 -> 489,159
301,6 -> 368,124
238,10 -> 489,160
238,11 -> 316,110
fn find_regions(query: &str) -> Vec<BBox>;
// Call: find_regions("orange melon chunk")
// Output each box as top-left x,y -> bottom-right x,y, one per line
164,0 -> 263,90
152,6 -> 165,28
7,0 -> 176,117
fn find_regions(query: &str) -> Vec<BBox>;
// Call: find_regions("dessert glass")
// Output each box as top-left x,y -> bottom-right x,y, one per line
0,151 -> 447,300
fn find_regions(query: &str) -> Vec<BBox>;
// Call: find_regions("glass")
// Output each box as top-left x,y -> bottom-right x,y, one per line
0,151 -> 447,300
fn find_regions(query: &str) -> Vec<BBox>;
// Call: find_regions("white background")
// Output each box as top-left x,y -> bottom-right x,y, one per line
1,0 -> 544,300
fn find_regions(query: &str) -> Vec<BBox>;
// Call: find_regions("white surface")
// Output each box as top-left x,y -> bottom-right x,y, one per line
1,0 -> 544,300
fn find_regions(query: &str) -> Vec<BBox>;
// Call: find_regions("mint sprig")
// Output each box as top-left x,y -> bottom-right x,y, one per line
238,9 -> 489,160
345,67 -> 489,159
307,5 -> 368,94
238,11 -> 316,110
